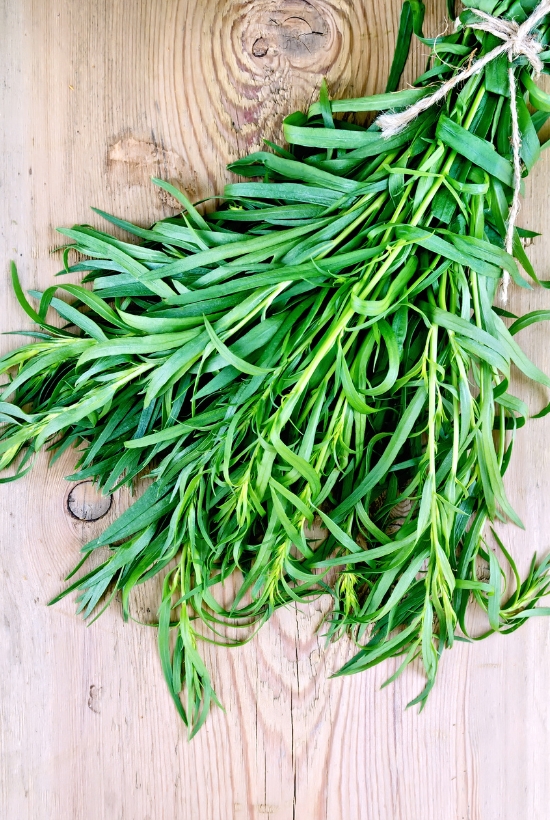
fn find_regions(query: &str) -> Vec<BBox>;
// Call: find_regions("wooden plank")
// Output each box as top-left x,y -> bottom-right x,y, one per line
2,1 -> 550,818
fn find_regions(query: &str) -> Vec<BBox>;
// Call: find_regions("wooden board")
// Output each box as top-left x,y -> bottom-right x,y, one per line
2,2 -> 550,818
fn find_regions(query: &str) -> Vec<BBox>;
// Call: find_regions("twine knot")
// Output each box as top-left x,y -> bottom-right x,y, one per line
468,8 -> 544,73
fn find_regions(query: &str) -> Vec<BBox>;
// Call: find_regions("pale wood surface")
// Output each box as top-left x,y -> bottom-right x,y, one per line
2,1 -> 550,818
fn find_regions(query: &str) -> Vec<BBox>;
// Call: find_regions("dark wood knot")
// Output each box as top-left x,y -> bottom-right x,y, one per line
246,1 -> 329,63
67,480 -> 112,522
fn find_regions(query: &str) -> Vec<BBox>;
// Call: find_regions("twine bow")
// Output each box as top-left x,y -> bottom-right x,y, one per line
377,0 -> 550,303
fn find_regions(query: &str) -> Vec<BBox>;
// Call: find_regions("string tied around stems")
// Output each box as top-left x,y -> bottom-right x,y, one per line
376,0 -> 550,303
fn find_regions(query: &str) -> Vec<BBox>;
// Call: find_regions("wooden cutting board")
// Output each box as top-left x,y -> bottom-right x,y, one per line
2,2 -> 550,818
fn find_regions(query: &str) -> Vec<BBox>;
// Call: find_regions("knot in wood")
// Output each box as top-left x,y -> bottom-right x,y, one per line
245,1 -> 330,65
67,480 -> 112,522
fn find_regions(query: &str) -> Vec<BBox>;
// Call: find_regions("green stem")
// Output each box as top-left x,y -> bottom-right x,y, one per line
428,325 -> 439,481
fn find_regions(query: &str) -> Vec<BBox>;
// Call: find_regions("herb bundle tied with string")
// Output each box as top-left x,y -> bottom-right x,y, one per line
3,0 -> 550,737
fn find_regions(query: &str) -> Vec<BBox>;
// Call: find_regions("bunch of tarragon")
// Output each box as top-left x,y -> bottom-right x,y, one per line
2,0 -> 550,735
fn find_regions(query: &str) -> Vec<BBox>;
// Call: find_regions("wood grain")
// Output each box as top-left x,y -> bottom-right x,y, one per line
2,1 -> 550,819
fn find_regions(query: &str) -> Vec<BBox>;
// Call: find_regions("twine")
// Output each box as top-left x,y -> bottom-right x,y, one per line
377,0 -> 550,303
